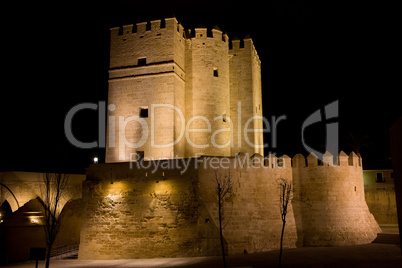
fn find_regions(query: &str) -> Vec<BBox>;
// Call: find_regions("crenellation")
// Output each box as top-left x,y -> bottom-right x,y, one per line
80,149 -> 380,259
322,151 -> 334,166
242,37 -> 253,50
292,151 -> 365,170
194,26 -> 207,38
136,22 -> 147,35
91,17 -> 381,260
122,24 -> 133,35
292,150 -> 380,247
176,22 -> 184,36
292,153 -> 306,168
111,18 -> 180,41
211,26 -> 223,40
229,37 -> 241,50
338,151 -> 349,166
307,152 -> 318,166
281,154 -> 292,168
348,152 -> 361,168
150,20 -> 161,31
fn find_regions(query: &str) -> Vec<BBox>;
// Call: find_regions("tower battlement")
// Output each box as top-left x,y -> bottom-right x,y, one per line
78,17 -> 381,260
187,25 -> 229,42
79,150 -> 380,259
292,151 -> 362,168
106,17 -> 263,162
111,18 -> 184,38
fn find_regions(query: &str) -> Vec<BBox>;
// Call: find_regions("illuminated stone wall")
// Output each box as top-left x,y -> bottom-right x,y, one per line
78,155 -> 295,259
105,18 -> 263,162
292,152 -> 381,246
184,26 -> 231,157
229,37 -> 263,156
78,159 -> 222,259
106,18 -> 186,162
197,154 -> 297,255
79,152 -> 381,259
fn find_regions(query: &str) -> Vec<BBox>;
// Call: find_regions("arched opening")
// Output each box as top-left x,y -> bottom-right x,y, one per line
0,200 -> 12,264
0,200 -> 12,224
0,198 -> 46,264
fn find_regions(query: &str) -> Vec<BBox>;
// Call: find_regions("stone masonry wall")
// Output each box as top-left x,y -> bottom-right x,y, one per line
79,151 -> 380,259
106,18 -> 186,162
229,38 -> 263,157
106,18 -> 263,162
184,26 -> 230,157
79,155 -> 298,259
78,160 -> 221,259
292,152 -> 381,247
198,154 -> 297,255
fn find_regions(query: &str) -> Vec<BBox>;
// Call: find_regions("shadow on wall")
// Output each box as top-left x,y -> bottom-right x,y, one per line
0,198 -> 82,264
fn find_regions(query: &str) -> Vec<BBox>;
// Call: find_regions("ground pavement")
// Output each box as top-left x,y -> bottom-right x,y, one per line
3,225 -> 401,268
2,243 -> 401,268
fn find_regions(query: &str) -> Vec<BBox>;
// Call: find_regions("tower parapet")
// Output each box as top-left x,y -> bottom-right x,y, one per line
229,35 -> 263,156
107,17 -> 186,162
184,24 -> 230,157
77,16 -> 383,260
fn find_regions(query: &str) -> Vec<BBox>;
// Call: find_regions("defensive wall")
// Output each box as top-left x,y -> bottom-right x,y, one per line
292,152 -> 381,247
78,151 -> 380,259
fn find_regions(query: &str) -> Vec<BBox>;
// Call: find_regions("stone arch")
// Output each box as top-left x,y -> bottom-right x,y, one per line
0,183 -> 20,212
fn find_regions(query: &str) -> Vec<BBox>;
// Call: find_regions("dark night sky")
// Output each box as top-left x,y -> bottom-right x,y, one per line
0,1 -> 399,174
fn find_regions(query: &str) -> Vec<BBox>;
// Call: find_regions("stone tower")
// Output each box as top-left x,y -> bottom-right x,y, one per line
106,17 -> 263,163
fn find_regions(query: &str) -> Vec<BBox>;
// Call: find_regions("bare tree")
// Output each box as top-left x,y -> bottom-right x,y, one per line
278,178 -> 292,268
39,172 -> 69,268
211,168 -> 233,268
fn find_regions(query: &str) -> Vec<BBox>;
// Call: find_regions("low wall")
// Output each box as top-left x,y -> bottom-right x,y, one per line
78,152 -> 381,259
78,159 -> 221,259
78,156 -> 298,259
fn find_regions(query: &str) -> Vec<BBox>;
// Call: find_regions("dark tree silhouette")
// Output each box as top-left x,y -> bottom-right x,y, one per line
211,168 -> 233,268
278,178 -> 292,268
39,172 -> 69,268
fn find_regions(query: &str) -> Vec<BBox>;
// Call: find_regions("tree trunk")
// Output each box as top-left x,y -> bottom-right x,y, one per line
279,220 -> 286,268
218,196 -> 226,268
45,247 -> 51,268
45,242 -> 53,268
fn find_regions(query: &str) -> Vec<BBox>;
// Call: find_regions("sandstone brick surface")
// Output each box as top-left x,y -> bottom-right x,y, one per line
79,152 -> 380,259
